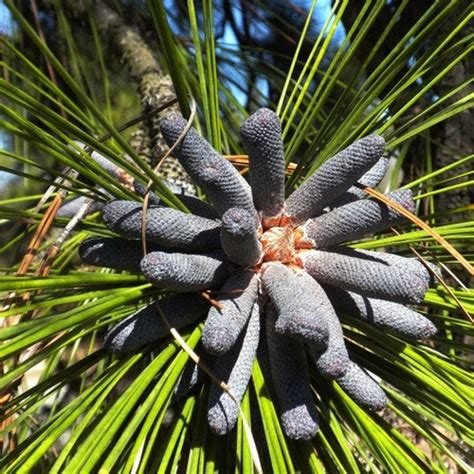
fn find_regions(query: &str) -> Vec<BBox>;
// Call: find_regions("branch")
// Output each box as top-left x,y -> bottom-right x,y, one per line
89,1 -> 191,191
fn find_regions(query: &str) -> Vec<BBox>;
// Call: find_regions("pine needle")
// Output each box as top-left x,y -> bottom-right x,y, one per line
140,97 -> 197,256
360,185 -> 473,277
156,303 -> 263,474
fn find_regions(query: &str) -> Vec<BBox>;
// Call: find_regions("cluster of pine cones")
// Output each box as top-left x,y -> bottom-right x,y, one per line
78,108 -> 437,440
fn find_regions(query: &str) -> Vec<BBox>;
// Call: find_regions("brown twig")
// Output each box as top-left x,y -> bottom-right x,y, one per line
359,184 -> 474,277
227,154 -> 298,176
199,291 -> 225,310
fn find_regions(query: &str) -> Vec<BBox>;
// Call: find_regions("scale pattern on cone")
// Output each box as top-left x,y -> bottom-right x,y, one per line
79,107 -> 439,440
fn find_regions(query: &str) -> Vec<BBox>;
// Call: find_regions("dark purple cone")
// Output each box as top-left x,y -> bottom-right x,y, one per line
333,156 -> 389,206
324,285 -> 437,338
220,208 -> 262,267
240,108 -> 285,219
304,189 -> 414,248
159,114 -> 255,217
261,263 -> 329,347
286,135 -> 385,224
336,361 -> 387,411
133,180 -> 218,219
353,249 -> 440,286
79,237 -> 146,272
141,251 -> 230,291
303,249 -> 430,303
102,200 -> 221,251
57,196 -> 103,218
265,303 -> 319,440
307,283 -> 350,379
202,270 -> 259,354
104,294 -> 209,353
207,301 -> 260,435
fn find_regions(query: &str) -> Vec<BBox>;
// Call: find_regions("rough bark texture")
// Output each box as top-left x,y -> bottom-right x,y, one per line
433,62 -> 472,222
87,1 -> 193,191
432,12 -> 472,287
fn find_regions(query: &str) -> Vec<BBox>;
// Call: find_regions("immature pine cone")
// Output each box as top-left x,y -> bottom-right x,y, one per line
80,108 -> 437,440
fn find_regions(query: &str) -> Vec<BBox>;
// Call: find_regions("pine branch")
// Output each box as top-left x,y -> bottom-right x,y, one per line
80,1 -> 191,190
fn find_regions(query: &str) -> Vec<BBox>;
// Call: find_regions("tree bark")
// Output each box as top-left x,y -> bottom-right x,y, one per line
93,2 -> 173,160
68,1 -> 193,191
432,15 -> 472,223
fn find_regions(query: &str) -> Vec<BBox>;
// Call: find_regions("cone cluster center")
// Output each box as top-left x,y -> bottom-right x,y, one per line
259,217 -> 314,267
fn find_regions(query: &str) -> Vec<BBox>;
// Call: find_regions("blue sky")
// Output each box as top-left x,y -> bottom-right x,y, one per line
0,0 -> 13,36
1,2 -> 15,187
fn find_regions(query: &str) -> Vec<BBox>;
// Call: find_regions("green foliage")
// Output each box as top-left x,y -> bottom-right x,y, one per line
0,0 -> 472,472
